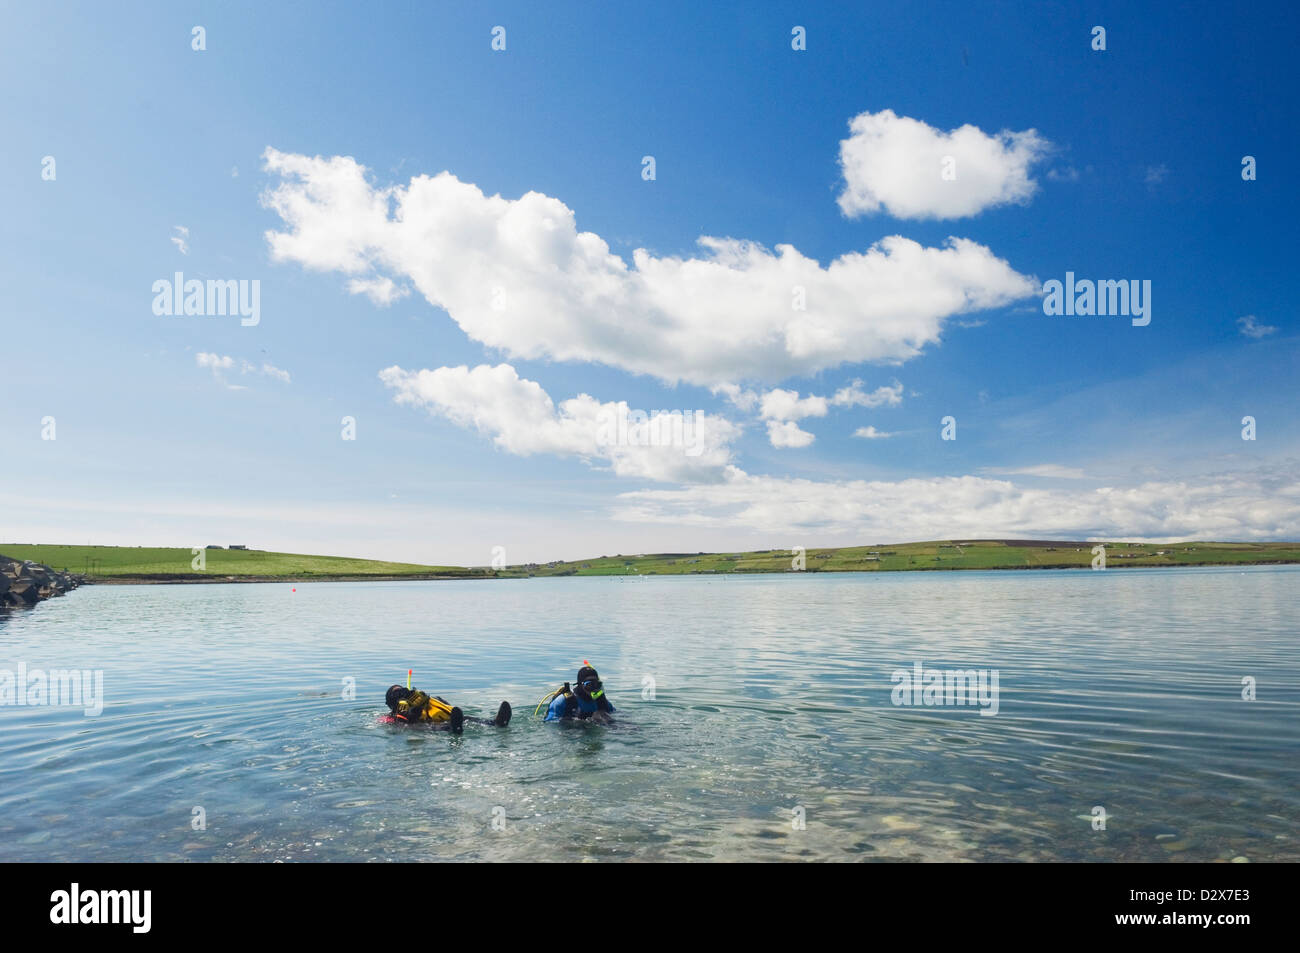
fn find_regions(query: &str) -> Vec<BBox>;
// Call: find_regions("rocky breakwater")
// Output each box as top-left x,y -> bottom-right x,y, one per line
0,555 -> 85,609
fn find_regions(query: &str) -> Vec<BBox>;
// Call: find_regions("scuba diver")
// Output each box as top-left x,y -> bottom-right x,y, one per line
539,664 -> 616,722
383,682 -> 511,734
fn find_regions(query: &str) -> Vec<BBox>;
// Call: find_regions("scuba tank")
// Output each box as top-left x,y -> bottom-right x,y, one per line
533,682 -> 574,717
397,689 -> 455,722
534,679 -> 612,718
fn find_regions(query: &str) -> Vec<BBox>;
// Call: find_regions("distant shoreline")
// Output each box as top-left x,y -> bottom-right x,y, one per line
6,540 -> 1299,586
89,573 -> 491,585
84,560 -> 1300,585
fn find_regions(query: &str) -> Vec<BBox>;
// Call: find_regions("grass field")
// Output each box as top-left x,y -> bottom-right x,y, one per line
0,545 -> 481,580
3,540 -> 1298,582
509,539 -> 1300,576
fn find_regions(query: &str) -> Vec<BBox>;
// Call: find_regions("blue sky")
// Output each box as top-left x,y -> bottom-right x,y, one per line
2,1 -> 1296,564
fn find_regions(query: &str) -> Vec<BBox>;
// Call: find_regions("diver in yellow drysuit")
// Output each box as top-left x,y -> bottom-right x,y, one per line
385,684 -> 511,734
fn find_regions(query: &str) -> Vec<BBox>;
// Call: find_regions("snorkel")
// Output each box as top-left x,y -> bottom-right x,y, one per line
574,662 -> 611,714
535,660 -> 607,716
574,662 -> 601,701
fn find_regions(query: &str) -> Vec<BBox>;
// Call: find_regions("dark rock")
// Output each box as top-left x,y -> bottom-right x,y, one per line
8,581 -> 40,605
0,555 -> 84,609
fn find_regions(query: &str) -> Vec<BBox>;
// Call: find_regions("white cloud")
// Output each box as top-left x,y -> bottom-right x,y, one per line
196,352 -> 233,371
260,362 -> 291,383
1144,164 -> 1169,185
837,109 -> 1050,220
831,378 -> 903,408
379,362 -> 740,483
766,420 -> 817,449
1237,314 -> 1277,339
759,388 -> 828,421
852,426 -> 894,439
196,352 -> 290,386
170,225 -> 190,255
712,383 -> 759,412
348,275 -> 410,306
612,468 -> 1300,540
262,148 -> 1036,386
753,381 -> 902,446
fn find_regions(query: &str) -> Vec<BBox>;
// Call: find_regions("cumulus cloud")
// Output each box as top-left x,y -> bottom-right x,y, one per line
766,420 -> 817,449
711,383 -> 759,412
611,468 -> 1300,540
751,380 -> 903,446
261,148 -> 1036,386
1237,314 -> 1277,339
852,426 -> 894,439
760,388 -> 828,422
348,275 -> 410,306
837,109 -> 1050,220
379,362 -> 740,483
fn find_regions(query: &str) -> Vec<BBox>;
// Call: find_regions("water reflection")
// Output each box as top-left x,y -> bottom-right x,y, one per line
0,567 -> 1296,862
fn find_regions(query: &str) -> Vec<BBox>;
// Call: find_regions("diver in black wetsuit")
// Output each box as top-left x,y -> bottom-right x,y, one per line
542,666 -> 616,722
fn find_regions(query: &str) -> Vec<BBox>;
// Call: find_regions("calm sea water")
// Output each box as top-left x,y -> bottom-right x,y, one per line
1,567 -> 1296,862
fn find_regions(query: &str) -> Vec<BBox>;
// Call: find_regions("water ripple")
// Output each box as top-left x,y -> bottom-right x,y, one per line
1,567 -> 1297,861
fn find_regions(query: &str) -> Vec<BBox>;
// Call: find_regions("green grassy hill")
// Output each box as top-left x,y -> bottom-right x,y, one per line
506,539 -> 1300,576
0,544 -> 482,580
3,539 -> 1298,582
